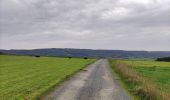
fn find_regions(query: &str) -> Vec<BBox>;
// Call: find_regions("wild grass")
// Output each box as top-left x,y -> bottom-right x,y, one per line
124,60 -> 170,93
109,59 -> 170,100
0,55 -> 95,100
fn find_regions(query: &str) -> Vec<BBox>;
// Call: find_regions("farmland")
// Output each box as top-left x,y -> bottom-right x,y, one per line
109,59 -> 170,100
123,60 -> 170,92
0,55 -> 95,100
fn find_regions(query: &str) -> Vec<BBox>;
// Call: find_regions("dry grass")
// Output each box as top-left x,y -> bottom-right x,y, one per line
111,60 -> 170,100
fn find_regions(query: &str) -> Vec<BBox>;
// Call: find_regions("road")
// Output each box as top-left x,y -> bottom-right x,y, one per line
42,59 -> 131,100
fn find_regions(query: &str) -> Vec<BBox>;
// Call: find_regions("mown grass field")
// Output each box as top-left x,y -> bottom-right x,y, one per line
0,55 -> 95,100
123,60 -> 170,93
109,59 -> 170,100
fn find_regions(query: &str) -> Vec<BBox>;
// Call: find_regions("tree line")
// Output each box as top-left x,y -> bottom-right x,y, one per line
156,57 -> 170,62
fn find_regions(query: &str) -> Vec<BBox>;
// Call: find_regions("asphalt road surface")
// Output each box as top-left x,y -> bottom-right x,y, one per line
42,59 -> 131,100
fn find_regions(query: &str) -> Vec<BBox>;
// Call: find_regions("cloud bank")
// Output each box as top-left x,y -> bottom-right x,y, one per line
0,0 -> 170,50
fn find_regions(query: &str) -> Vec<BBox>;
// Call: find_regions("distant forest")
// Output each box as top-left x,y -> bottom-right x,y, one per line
156,57 -> 170,62
0,48 -> 170,59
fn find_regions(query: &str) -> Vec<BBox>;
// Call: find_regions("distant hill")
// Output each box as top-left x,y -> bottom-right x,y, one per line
0,52 -> 4,55
0,48 -> 170,59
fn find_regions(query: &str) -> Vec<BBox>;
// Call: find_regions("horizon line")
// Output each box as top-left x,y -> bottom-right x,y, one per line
0,47 -> 170,52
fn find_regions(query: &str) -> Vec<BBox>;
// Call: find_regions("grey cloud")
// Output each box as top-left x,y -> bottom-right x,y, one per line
0,0 -> 170,50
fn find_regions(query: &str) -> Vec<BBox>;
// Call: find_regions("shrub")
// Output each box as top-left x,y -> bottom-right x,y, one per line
68,56 -> 72,59
35,55 -> 40,58
84,57 -> 88,59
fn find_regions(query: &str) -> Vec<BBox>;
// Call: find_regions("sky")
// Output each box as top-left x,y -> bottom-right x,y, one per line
0,0 -> 170,51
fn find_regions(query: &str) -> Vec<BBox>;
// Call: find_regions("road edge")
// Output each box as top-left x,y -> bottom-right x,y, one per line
108,59 -> 136,100
39,59 -> 97,100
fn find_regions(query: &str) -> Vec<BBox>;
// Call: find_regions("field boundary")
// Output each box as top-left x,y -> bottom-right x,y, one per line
39,59 -> 97,100
109,59 -> 170,100
108,60 -> 136,100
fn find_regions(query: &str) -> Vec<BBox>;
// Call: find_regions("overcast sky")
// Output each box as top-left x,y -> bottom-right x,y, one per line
0,0 -> 170,51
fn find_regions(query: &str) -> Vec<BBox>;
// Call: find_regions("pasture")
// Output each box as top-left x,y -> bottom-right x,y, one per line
109,59 -> 170,100
123,60 -> 170,92
0,55 -> 95,100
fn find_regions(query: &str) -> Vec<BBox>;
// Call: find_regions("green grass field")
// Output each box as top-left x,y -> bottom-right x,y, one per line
109,59 -> 170,100
123,60 -> 170,92
0,55 -> 95,100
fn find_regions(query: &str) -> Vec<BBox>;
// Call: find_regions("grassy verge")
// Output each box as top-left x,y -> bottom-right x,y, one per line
109,59 -> 170,100
0,55 -> 96,100
123,60 -> 170,93
40,58 -> 96,99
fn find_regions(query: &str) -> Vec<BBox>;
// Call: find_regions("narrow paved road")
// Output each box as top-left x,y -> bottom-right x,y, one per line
42,59 -> 131,100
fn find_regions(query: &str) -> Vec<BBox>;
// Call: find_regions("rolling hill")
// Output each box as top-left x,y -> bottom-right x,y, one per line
0,48 -> 170,58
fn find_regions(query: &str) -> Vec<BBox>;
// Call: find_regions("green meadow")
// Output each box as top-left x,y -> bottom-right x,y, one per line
123,60 -> 170,92
0,55 -> 95,100
109,59 -> 170,100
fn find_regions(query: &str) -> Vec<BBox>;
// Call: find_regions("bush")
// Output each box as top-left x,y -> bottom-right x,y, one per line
84,57 -> 88,59
35,55 -> 40,58
68,56 -> 72,59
